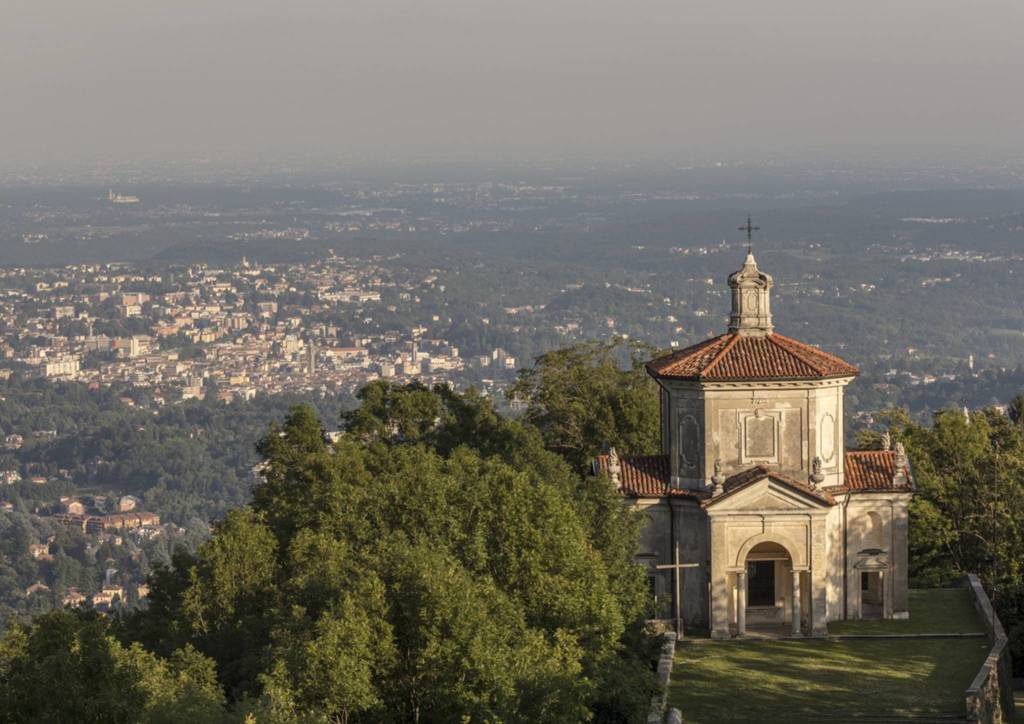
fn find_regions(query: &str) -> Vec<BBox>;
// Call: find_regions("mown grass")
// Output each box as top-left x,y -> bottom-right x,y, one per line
669,637 -> 990,722
669,589 -> 990,722
827,588 -> 985,635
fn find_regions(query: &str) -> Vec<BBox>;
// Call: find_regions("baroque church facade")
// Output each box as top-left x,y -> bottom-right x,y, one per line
598,250 -> 914,637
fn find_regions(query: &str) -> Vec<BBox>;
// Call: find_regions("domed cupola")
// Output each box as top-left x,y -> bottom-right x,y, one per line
727,250 -> 773,336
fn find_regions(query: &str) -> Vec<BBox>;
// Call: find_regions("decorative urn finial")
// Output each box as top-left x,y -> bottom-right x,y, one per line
893,441 -> 908,470
607,446 -> 621,488
810,456 -> 825,486
893,442 -> 909,486
711,458 -> 725,496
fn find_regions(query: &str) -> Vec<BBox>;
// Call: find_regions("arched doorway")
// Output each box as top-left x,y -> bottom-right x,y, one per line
735,541 -> 804,637
860,569 -> 884,619
855,549 -> 890,620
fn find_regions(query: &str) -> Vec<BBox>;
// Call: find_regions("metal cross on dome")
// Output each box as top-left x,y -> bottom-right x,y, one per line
739,215 -> 760,254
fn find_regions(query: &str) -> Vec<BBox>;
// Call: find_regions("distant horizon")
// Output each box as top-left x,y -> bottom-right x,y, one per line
3,0 -> 1022,168
4,150 -> 1024,186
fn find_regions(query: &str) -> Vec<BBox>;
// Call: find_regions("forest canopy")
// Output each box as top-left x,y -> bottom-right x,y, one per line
4,346 -> 1024,721
104,380 -> 660,723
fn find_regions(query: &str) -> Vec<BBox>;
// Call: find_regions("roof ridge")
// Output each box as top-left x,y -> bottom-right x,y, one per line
708,465 -> 835,507
700,333 -> 740,378
647,330 -> 857,381
619,453 -> 669,464
766,333 -> 827,376
773,332 -> 858,371
645,333 -> 727,372
670,332 -> 728,357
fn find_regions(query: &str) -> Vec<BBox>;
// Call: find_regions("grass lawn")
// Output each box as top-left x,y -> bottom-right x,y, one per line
669,637 -> 991,722
827,588 -> 986,635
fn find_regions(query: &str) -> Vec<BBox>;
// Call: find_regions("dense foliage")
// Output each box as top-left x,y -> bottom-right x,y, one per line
0,377 -> 351,526
861,401 -> 1024,672
0,377 -> 355,623
0,610 -> 225,723
9,339 -> 1024,718
508,339 -> 661,471
0,510 -> 184,622
112,382 -> 658,723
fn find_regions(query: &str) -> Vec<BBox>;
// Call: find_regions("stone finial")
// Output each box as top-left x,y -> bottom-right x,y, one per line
893,441 -> 908,469
893,441 -> 909,486
710,458 -> 725,495
727,251 -> 774,336
810,456 -> 825,486
881,431 -> 891,451
607,446 -> 621,488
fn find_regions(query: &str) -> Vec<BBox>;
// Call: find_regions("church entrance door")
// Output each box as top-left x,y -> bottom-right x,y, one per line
747,561 -> 774,607
736,541 -> 803,637
861,571 -> 884,619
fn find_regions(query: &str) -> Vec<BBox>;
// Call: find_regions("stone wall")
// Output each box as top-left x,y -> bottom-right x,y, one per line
660,378 -> 852,490
646,632 -> 676,724
964,574 -> 1015,723
841,492 -> 913,621
634,498 -> 710,629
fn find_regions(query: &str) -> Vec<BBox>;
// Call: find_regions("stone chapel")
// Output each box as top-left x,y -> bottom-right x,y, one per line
596,249 -> 914,637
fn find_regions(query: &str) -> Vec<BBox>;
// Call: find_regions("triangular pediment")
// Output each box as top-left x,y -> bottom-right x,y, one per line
704,473 -> 833,510
747,488 -> 808,510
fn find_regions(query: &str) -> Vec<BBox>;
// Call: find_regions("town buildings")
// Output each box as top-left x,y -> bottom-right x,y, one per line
0,257 -> 521,404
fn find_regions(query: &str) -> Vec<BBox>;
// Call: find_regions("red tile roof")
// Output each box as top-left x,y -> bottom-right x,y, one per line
594,451 -> 913,500
703,465 -> 835,507
834,450 -> 913,492
646,332 -> 859,382
593,454 -> 706,500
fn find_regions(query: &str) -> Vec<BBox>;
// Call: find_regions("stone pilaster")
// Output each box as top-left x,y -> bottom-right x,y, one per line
791,569 -> 802,636
710,522 -> 731,639
810,516 -> 828,636
891,497 -> 911,617
736,570 -> 747,637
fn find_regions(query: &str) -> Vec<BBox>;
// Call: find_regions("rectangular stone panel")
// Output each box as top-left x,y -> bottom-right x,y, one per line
745,415 -> 776,459
678,412 -> 702,475
783,408 -> 803,470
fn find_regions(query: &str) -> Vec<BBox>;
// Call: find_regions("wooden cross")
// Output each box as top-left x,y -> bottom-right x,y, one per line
739,215 -> 760,254
655,539 -> 701,638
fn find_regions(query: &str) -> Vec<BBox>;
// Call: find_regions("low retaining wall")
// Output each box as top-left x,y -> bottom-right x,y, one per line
647,632 -> 677,724
964,574 -> 1015,723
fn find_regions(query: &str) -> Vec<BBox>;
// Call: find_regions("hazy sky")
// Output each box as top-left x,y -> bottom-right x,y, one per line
3,0 -> 1022,165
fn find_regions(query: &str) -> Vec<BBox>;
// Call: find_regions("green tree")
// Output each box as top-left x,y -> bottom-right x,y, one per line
380,542 -> 588,724
298,602 -> 382,724
180,508 -> 280,699
509,339 -> 661,470
1008,393 -> 1024,426
128,389 -> 657,722
864,405 -> 1024,671
0,610 -> 225,724
341,380 -> 440,444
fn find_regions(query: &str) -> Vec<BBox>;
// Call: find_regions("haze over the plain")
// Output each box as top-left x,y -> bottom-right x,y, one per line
3,0 -> 1022,165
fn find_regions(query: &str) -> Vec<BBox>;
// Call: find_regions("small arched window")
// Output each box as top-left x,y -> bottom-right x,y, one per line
863,511 -> 884,549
